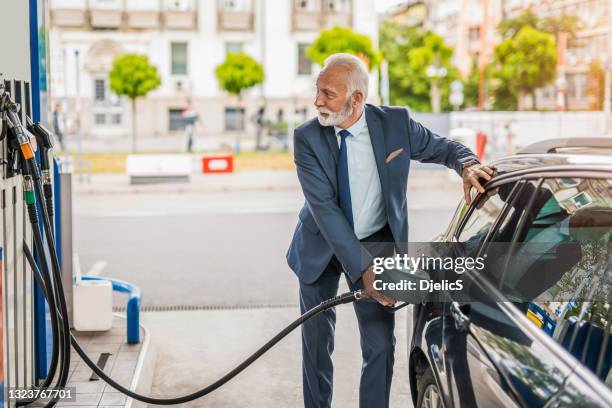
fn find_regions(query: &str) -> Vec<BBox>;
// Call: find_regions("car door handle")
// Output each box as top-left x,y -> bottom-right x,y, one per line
450,301 -> 470,332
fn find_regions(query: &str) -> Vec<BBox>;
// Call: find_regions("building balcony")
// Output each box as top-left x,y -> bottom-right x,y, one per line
89,0 -> 123,29
322,12 -> 351,28
217,0 -> 254,31
292,11 -> 321,31
126,0 -> 160,29
50,0 -> 88,28
292,0 -> 352,32
217,11 -> 254,31
163,0 -> 197,30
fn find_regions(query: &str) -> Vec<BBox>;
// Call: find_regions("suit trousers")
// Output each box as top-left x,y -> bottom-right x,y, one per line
299,223 -> 396,408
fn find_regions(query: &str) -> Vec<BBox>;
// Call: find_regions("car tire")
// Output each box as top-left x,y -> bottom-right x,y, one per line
416,365 -> 443,408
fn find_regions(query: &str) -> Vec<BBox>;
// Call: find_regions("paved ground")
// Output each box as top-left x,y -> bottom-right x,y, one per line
143,306 -> 413,408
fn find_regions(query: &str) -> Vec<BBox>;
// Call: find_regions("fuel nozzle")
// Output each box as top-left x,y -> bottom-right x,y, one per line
26,116 -> 55,217
0,89 -> 39,178
25,116 -> 53,176
26,115 -> 54,152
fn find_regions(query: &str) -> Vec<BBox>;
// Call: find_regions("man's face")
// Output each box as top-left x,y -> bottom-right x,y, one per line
314,67 -> 354,127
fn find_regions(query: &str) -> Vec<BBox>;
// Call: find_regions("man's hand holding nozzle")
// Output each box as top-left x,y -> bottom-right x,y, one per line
361,266 -> 397,307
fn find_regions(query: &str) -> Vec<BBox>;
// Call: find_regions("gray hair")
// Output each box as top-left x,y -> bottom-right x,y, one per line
320,53 -> 369,101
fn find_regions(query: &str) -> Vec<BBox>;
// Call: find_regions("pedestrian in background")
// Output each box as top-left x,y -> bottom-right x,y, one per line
253,106 -> 266,151
182,103 -> 199,153
274,108 -> 289,151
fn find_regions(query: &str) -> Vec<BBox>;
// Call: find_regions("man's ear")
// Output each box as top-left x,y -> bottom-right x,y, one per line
352,91 -> 365,108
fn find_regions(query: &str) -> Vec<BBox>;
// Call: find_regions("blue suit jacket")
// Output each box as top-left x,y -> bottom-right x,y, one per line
286,104 -> 478,285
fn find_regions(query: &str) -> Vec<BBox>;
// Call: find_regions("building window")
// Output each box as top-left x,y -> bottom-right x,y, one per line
225,107 -> 245,131
226,42 -> 244,54
220,0 -> 252,11
169,108 -> 187,131
94,113 -> 106,125
468,26 -> 480,42
110,113 -> 122,124
323,0 -> 348,13
298,43 -> 312,76
567,73 -> 588,99
171,42 -> 188,75
295,0 -> 318,12
94,79 -> 106,102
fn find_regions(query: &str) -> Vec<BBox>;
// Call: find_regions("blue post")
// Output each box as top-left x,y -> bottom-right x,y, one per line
29,0 -> 53,382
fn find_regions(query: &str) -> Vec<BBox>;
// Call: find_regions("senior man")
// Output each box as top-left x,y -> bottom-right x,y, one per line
286,53 -> 493,408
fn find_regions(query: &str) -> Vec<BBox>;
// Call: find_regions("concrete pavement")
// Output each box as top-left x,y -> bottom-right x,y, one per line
143,306 -> 413,408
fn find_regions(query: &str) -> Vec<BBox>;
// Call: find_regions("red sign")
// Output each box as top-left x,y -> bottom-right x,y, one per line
202,155 -> 234,174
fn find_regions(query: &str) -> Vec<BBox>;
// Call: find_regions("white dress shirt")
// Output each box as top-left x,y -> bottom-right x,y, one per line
334,110 -> 386,239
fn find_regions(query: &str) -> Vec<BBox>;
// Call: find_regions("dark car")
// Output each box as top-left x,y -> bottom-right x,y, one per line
407,138 -> 612,408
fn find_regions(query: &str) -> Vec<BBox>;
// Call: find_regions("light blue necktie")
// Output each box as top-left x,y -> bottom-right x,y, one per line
337,129 -> 353,229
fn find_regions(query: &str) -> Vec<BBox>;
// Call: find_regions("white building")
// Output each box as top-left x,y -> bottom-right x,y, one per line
48,0 -> 379,140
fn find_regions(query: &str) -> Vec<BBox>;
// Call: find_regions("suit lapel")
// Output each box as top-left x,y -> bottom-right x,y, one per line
323,125 -> 339,165
310,124 -> 339,194
365,105 -> 390,206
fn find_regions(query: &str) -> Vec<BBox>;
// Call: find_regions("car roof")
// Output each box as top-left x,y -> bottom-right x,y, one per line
489,137 -> 612,175
517,137 -> 612,154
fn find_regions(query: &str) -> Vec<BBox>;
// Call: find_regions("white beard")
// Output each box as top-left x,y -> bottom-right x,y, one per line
317,99 -> 354,127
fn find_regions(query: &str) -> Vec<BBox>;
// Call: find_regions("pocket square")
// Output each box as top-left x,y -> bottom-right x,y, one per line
385,148 -> 404,163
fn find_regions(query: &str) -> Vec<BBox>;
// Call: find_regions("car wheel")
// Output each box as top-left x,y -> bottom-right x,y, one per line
416,366 -> 443,408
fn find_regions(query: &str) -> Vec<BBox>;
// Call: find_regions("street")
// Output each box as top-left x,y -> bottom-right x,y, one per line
73,187 -> 460,308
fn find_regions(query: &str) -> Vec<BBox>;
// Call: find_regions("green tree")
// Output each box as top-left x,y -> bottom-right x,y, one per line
215,52 -> 264,151
499,8 -> 582,40
495,9 -> 581,111
540,13 -> 583,40
307,26 -> 379,71
492,26 -> 557,110
109,54 -> 161,152
498,8 -> 539,39
379,21 -> 458,111
215,52 -> 265,99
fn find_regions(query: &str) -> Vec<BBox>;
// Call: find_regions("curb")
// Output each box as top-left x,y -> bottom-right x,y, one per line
112,313 -> 157,408
72,171 -> 460,196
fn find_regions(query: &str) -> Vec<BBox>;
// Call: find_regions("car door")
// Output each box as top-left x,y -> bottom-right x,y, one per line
507,175 -> 612,406
438,179 -> 525,407
441,178 -> 577,407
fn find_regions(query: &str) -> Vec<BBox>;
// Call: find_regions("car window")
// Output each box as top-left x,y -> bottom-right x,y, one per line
500,177 -> 612,388
456,183 -> 514,245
